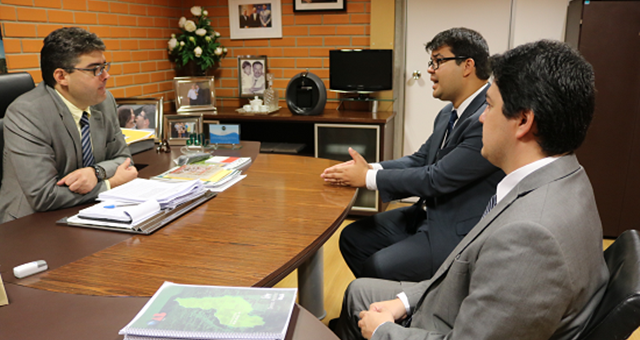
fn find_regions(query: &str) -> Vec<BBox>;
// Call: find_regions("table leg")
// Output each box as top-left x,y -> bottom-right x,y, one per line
297,247 -> 326,319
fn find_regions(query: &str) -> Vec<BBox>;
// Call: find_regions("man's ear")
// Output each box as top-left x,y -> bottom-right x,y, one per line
53,68 -> 69,87
462,58 -> 476,77
515,109 -> 536,140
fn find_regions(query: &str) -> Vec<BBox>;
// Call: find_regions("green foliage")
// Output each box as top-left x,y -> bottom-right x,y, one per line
167,6 -> 228,72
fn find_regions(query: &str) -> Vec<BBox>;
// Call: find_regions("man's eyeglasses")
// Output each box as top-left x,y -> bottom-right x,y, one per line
428,57 -> 469,71
68,62 -> 111,77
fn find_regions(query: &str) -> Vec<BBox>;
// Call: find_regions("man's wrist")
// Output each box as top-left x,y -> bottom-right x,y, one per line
93,165 -> 107,181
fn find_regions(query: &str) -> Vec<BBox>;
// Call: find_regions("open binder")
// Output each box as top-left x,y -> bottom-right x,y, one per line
57,190 -> 216,235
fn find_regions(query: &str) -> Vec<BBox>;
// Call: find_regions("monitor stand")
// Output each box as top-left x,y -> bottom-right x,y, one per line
335,93 -> 379,113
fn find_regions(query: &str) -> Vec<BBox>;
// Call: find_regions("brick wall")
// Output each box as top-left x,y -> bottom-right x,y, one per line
0,0 -> 372,111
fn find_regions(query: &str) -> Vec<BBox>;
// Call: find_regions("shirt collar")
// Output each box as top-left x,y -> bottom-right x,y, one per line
454,83 -> 489,116
54,89 -> 91,121
496,156 -> 560,203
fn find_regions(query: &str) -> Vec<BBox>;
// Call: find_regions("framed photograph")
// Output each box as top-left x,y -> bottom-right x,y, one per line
115,97 -> 164,140
164,114 -> 202,146
229,0 -> 282,40
293,0 -> 345,12
173,76 -> 216,113
238,55 -> 267,97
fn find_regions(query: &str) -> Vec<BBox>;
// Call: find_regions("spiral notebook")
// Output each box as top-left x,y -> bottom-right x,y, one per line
119,282 -> 297,340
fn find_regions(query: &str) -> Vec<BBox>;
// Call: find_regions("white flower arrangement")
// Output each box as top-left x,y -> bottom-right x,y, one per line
168,6 -> 228,73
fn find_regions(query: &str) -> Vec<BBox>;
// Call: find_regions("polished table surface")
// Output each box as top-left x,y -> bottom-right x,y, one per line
0,141 -> 355,339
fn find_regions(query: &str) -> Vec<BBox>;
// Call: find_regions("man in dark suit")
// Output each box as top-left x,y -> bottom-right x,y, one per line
321,28 -> 504,281
0,27 -> 137,222
335,40 -> 608,340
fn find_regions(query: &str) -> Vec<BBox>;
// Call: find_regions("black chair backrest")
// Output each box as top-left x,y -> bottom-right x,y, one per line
0,72 -> 36,119
577,229 -> 640,340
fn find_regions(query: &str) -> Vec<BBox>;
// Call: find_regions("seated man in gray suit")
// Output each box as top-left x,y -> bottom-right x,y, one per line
321,28 -> 504,281
0,27 -> 138,222
335,40 -> 609,340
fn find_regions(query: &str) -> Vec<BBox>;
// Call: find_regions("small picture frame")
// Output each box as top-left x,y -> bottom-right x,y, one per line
293,0 -> 345,12
238,55 -> 267,98
209,124 -> 241,145
115,97 -> 164,140
229,0 -> 283,40
173,76 -> 216,113
164,114 -> 202,146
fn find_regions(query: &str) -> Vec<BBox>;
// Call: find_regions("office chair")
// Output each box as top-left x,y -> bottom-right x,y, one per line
0,72 -> 36,189
577,229 -> 640,340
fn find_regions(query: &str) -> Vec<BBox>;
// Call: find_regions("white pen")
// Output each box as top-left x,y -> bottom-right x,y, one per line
13,260 -> 48,279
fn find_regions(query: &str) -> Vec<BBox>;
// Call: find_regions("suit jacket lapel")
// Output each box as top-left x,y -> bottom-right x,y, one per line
44,85 -> 84,169
89,107 -> 105,163
428,106 -> 452,163
440,84 -> 488,149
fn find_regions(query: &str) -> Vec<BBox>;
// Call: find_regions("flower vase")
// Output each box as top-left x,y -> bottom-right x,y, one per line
175,60 -> 218,77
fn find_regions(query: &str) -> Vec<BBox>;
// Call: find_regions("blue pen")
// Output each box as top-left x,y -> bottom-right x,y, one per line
104,203 -> 138,209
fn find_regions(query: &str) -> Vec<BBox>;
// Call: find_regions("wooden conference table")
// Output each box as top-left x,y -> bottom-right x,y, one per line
0,141 -> 356,340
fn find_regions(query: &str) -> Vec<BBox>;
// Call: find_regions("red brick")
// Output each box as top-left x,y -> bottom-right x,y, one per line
89,26 -> 111,38
112,51 -> 131,62
110,2 -> 129,14
138,16 -> 154,28
109,63 -> 123,75
75,12 -> 99,25
150,71 -> 165,83
48,10 -> 75,23
157,60 -> 172,70
88,0 -> 110,12
347,2 -> 366,13
27,70 -> 43,84
22,39 -> 44,53
123,62 -> 141,74
131,51 -> 149,61
351,36 -> 370,47
154,17 -> 169,28
282,26 -> 307,36
310,47 -> 331,57
63,0 -> 87,11
125,86 -> 143,97
111,27 -> 131,38
269,58 -> 295,68
139,40 -> 155,49
295,15 -> 322,25
130,4 -> 147,16
325,36 -> 350,46
99,13 -> 119,26
2,0 -> 33,5
148,50 -> 165,60
34,0 -> 62,8
255,48 -> 283,57
297,37 -> 323,46
282,48 -> 308,57
115,75 -> 134,86
158,81 -> 172,92
147,6 -> 163,17
336,25 -> 366,35
243,40 -> 269,47
310,26 -> 336,36
323,14 -> 350,24
281,3 -> 293,14
130,28 -> 147,38
109,88 -> 126,97
141,61 -> 157,72
297,58 -> 322,68
270,37 -> 295,47
3,23 -> 37,38
0,5 -> 16,20
121,39 -> 139,50
143,83 -> 159,94
134,74 -> 150,83
148,28 -> 164,38
103,39 -> 120,51
36,24 -> 65,38
351,14 -> 370,24
281,15 -> 295,26
6,54 -> 39,69
2,39 -> 22,53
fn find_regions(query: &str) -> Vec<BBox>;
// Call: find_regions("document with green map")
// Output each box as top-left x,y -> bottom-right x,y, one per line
119,281 -> 297,340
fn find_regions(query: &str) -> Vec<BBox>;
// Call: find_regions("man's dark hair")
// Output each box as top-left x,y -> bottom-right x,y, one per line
40,27 -> 106,87
490,40 -> 595,156
425,27 -> 490,80
140,104 -> 156,127
118,106 -> 133,128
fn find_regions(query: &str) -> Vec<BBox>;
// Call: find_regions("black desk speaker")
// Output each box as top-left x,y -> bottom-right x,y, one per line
285,71 -> 326,116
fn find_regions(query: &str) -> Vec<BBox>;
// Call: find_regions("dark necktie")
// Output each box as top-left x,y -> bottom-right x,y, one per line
80,112 -> 95,167
444,110 -> 458,144
482,194 -> 497,218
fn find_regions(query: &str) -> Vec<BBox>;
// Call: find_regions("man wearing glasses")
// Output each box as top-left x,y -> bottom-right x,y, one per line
0,27 -> 137,222
321,28 -> 504,282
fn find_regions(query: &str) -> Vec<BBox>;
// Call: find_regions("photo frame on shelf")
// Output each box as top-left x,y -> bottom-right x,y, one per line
173,76 -> 216,113
229,0 -> 282,40
238,55 -> 268,98
293,0 -> 345,12
115,97 -> 164,140
164,114 -> 202,146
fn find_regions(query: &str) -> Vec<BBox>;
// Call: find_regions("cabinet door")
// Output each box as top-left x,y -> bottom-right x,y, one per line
315,124 -> 380,213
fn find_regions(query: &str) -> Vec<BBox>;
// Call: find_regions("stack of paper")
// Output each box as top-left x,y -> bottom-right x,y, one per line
204,156 -> 252,170
98,178 -> 206,210
119,282 -> 297,340
121,128 -> 155,145
152,164 -> 245,192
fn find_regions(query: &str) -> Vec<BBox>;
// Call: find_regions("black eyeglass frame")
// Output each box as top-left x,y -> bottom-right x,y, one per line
67,62 -> 111,77
428,56 -> 470,71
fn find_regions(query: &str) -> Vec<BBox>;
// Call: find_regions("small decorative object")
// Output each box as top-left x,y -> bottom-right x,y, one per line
237,55 -> 267,98
286,71 -> 327,116
263,73 -> 279,111
167,6 -> 228,76
164,114 -> 203,146
173,76 -> 216,113
229,0 -> 283,40
115,97 -> 164,141
293,0 -> 345,12
249,96 -> 263,112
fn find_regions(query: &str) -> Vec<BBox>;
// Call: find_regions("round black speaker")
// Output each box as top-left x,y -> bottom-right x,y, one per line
285,71 -> 327,116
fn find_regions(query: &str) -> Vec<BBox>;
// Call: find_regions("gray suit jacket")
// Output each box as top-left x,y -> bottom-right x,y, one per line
375,155 -> 609,340
377,86 -> 504,253
0,82 -> 131,222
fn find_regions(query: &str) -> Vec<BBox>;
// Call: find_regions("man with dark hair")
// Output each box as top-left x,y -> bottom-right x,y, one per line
321,27 -> 504,281
0,27 -> 137,222
135,105 -> 155,130
335,40 -> 608,340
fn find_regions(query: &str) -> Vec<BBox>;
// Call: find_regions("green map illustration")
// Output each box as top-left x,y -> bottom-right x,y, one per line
175,296 -> 265,328
125,283 -> 297,337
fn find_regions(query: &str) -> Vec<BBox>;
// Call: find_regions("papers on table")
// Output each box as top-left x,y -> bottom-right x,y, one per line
77,199 -> 161,224
204,156 -> 252,170
98,178 -> 206,210
152,164 -> 244,190
121,128 -> 155,145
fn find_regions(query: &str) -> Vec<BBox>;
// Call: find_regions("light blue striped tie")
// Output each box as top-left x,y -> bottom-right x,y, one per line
482,194 -> 497,218
80,112 -> 95,167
